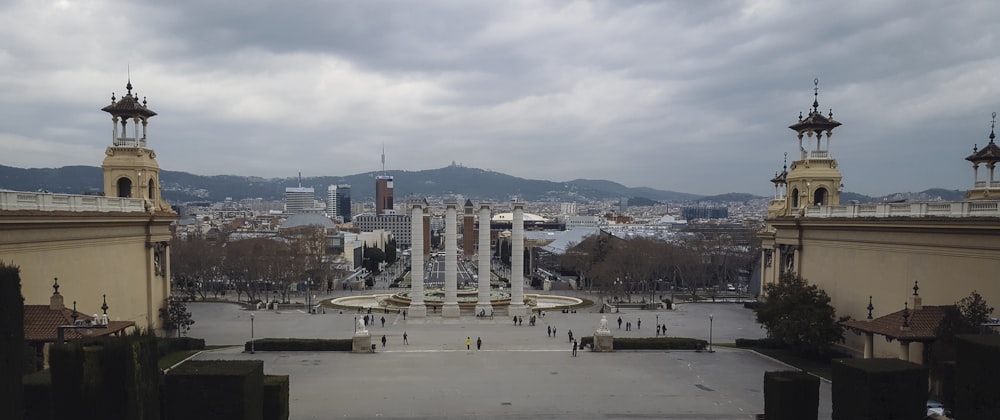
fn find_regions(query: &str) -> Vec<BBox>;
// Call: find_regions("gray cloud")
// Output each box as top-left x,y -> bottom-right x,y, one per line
0,0 -> 998,197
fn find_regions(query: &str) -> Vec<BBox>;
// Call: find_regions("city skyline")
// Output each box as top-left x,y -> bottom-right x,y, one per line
1,1 -> 999,196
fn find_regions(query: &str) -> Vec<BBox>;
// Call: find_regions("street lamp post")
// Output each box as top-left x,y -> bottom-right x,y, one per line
708,313 -> 714,353
250,312 -> 256,354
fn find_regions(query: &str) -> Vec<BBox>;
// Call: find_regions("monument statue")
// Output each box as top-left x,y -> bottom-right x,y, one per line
596,315 -> 611,335
357,318 -> 369,335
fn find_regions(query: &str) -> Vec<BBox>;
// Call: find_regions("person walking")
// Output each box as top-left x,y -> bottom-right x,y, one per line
553,326 -> 557,337
380,316 -> 386,328
656,324 -> 661,336
572,340 -> 578,357
466,337 -> 471,350
476,337 -> 482,350
568,329 -> 573,343
513,316 -> 518,326
381,335 -> 387,348
617,316 -> 622,329
403,331 -> 409,345
626,321 -> 631,331
637,318 -> 641,329
547,325 -> 552,337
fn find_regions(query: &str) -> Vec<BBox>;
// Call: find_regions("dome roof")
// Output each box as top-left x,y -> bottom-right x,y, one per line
280,213 -> 336,229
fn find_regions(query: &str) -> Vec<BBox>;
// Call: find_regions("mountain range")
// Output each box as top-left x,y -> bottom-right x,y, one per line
0,164 -> 965,204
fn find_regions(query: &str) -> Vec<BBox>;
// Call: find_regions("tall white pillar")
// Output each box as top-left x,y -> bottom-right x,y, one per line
408,203 -> 427,318
476,203 -> 493,316
509,202 -> 527,316
908,341 -> 924,365
442,202 -> 461,317
898,341 -> 910,361
863,333 -> 874,359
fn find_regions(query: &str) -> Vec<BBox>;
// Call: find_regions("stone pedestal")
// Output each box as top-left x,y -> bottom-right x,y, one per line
408,304 -> 427,318
593,334 -> 614,352
441,303 -> 461,318
352,334 -> 373,353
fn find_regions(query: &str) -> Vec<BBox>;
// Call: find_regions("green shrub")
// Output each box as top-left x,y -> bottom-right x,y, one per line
579,336 -> 594,349
263,375 -> 290,420
165,360 -> 264,420
832,358 -> 927,420
612,337 -> 707,350
955,334 -> 1000,419
764,370 -> 819,420
157,337 -> 206,357
22,369 -> 52,420
244,338 -> 353,352
736,338 -> 788,349
1,261 -> 24,420
50,333 -> 161,420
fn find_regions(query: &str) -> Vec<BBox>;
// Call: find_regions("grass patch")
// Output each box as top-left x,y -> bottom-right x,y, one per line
158,349 -> 200,370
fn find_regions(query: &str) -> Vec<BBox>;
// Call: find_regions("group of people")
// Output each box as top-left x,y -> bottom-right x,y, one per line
466,336 -> 483,350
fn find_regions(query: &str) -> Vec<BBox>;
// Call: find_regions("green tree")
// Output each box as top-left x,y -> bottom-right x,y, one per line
385,238 -> 398,264
755,272 -> 847,358
159,295 -> 195,338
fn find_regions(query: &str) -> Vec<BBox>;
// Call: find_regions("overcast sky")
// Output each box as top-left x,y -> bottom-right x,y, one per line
1,0 -> 998,196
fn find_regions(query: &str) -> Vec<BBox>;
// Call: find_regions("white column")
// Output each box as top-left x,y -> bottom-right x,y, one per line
442,202 -> 460,317
863,333 -> 874,359
509,202 -> 527,316
899,341 -> 910,361
908,341 -> 924,365
476,203 -> 493,316
408,203 -> 427,318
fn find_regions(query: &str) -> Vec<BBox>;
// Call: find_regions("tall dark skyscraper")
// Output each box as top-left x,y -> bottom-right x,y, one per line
375,176 -> 393,215
327,184 -> 351,222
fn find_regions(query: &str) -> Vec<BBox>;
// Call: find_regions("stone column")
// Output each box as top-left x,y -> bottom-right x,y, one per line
408,203 -> 427,318
475,203 -> 493,316
898,341 -> 910,361
509,202 -> 527,316
908,341 -> 924,365
863,333 -> 874,359
442,202 -> 460,317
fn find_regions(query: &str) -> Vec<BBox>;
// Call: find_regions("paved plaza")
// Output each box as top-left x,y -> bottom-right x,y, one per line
187,297 -> 833,419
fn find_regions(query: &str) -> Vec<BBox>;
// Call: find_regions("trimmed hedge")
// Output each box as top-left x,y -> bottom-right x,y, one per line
579,336 -> 707,351
832,358 -> 927,420
764,370 -> 819,420
955,334 -> 1000,420
1,261 -> 24,420
49,333 -> 161,420
23,369 -> 52,420
263,375 -> 290,420
735,338 -> 789,349
244,338 -> 353,352
165,360 -> 264,420
157,337 -> 206,357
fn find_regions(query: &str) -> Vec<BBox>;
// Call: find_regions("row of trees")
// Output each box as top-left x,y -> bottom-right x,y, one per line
558,232 -> 758,300
171,227 -> 346,303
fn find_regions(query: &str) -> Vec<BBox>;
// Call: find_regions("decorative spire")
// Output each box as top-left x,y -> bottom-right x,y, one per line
912,280 -> 920,296
111,92 -> 116,103
783,152 -> 788,170
990,112 -> 996,145
126,79 -> 133,95
101,294 -> 109,315
53,277 -> 60,294
902,302 -> 910,328
72,301 -> 78,322
812,78 -> 819,113
867,296 -> 874,320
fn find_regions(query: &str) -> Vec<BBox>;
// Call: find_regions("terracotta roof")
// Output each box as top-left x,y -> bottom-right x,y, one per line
24,305 -> 135,343
843,305 -> 950,342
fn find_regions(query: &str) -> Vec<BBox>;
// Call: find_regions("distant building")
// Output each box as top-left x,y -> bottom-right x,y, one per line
327,184 -> 352,222
375,175 -> 394,215
681,207 -> 729,220
285,186 -> 315,214
353,213 -> 411,246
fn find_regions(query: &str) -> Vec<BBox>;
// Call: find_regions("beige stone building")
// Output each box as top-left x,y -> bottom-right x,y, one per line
0,79 -> 176,334
759,81 -> 1000,361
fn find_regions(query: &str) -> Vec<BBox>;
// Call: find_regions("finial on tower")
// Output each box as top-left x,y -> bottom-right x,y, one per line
812,78 -> 820,112
912,280 -> 920,296
101,294 -> 109,315
783,152 -> 788,170
53,277 -> 60,294
990,112 -> 996,144
867,295 -> 874,320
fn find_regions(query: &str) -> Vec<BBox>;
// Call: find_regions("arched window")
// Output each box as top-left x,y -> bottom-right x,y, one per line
148,178 -> 155,200
813,187 -> 828,206
791,188 -> 799,208
117,177 -> 133,198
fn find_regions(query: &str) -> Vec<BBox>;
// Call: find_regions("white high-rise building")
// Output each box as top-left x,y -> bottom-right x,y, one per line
284,186 -> 315,214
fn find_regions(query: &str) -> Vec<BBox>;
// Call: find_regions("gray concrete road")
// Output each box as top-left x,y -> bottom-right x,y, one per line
186,300 -> 832,419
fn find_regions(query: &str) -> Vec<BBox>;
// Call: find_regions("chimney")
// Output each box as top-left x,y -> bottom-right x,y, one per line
910,280 -> 923,311
49,277 -> 64,311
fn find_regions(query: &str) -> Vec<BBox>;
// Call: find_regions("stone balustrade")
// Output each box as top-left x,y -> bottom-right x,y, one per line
803,200 -> 1000,218
0,190 -> 146,213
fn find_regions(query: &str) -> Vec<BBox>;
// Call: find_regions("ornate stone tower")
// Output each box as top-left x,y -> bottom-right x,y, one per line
100,79 -> 172,212
964,112 -> 1000,200
781,79 -> 843,216
766,153 -> 789,219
